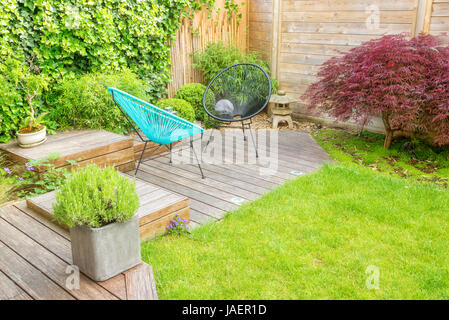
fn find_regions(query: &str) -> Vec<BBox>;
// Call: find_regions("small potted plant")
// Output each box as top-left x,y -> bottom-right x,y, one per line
16,57 -> 49,148
53,165 -> 141,282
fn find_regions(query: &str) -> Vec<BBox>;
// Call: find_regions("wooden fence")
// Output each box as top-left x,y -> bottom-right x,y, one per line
168,0 -> 248,97
248,0 -> 449,131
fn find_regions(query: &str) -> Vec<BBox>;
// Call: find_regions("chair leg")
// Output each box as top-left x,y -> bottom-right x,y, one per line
135,141 -> 148,176
191,137 -> 205,179
248,123 -> 258,158
241,122 -> 247,141
202,129 -> 215,153
169,143 -> 172,164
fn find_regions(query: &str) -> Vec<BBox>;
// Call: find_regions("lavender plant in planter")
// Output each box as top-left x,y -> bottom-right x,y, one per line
53,165 -> 140,282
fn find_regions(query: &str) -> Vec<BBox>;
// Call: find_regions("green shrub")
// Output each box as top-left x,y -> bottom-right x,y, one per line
174,83 -> 217,128
49,69 -> 149,134
157,98 -> 195,123
193,41 -> 279,93
53,165 -> 139,228
0,0 -> 199,102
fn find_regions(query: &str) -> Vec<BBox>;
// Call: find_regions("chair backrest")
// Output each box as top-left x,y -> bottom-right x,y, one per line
203,63 -> 272,122
108,88 -> 203,145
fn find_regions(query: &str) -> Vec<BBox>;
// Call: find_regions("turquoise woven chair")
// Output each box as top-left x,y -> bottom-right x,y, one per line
108,88 -> 205,178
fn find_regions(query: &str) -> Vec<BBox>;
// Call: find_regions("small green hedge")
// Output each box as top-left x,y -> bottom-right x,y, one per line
53,165 -> 139,228
157,98 -> 195,123
49,69 -> 149,134
174,83 -> 217,128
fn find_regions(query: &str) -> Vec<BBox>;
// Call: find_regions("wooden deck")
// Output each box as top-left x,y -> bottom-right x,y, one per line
0,202 -> 157,300
0,130 -> 137,173
132,130 -> 331,227
26,173 -> 190,242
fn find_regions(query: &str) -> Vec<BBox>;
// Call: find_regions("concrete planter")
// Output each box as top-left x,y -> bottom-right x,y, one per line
69,215 -> 141,282
17,125 -> 46,148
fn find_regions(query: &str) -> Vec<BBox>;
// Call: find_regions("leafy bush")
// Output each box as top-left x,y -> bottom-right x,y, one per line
0,0 -> 199,99
157,98 -> 196,123
302,34 -> 449,149
53,165 -> 139,228
50,70 -> 149,134
193,41 -> 279,93
174,83 -> 217,128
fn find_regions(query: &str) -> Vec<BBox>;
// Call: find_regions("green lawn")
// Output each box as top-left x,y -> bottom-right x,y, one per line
142,163 -> 449,299
313,128 -> 449,187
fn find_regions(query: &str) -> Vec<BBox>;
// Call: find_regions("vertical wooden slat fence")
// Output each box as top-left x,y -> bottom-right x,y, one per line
168,0 -> 248,97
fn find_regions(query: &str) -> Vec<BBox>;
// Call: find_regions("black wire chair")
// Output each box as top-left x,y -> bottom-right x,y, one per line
202,63 -> 272,157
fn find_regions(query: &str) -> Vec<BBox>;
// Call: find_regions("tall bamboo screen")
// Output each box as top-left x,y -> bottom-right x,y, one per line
168,0 -> 248,97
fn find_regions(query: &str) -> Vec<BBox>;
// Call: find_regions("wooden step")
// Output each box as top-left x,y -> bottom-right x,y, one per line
0,130 -> 136,173
26,174 -> 190,242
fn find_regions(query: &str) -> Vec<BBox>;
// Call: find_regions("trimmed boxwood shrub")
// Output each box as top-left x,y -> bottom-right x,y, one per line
49,69 -> 149,134
174,83 -> 217,128
157,98 -> 195,123
53,165 -> 139,228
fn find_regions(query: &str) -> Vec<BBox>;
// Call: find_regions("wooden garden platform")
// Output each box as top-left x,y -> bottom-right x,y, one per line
26,173 -> 190,242
0,202 -> 157,300
0,130 -> 136,172
133,130 -> 331,227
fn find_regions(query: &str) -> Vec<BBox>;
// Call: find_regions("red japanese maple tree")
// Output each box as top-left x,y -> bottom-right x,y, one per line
302,34 -> 449,148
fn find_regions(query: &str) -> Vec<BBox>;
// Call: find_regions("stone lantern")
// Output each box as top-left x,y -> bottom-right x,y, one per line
268,90 -> 298,129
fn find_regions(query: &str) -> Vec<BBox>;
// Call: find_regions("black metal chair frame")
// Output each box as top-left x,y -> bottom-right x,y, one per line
202,63 -> 272,158
111,94 -> 205,179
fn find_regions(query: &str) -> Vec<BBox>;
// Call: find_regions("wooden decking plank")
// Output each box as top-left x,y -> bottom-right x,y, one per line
190,209 -> 217,224
220,129 -> 330,161
37,131 -> 129,159
51,138 -> 133,169
216,161 -> 287,184
156,156 -> 268,195
189,200 -> 226,220
134,170 -> 226,219
138,188 -> 173,207
0,270 -> 33,300
124,264 -> 158,300
139,164 -> 239,211
196,162 -> 278,189
225,136 -> 325,171
0,241 -> 75,300
142,159 -> 259,201
149,157 -> 259,200
163,144 -> 283,187
0,206 -> 71,263
14,202 -> 70,240
0,217 -> 118,300
137,195 -> 189,223
0,130 -> 93,162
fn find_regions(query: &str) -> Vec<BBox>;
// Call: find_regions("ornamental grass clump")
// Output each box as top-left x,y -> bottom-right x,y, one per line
53,165 -> 139,228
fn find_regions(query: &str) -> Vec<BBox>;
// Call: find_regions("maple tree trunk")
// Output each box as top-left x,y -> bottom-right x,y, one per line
382,112 -> 393,149
384,129 -> 393,149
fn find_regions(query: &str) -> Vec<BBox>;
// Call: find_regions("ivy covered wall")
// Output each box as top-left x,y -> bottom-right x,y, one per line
0,0 -> 201,99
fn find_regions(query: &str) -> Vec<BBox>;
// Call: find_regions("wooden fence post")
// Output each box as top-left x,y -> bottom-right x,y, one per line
423,0 -> 434,35
414,0 -> 434,36
270,0 -> 281,81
